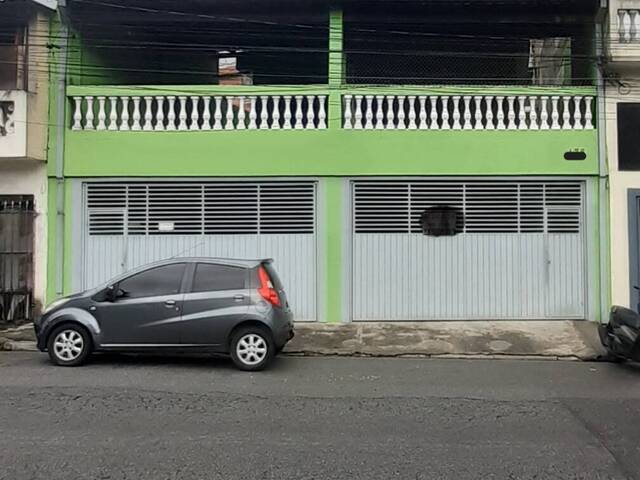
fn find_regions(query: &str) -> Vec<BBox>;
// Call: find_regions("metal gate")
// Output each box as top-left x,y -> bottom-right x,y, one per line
351,180 -> 586,321
82,181 -> 317,321
0,195 -> 34,323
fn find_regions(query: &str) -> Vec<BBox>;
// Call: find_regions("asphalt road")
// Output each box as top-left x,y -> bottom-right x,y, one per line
1,353 -> 640,480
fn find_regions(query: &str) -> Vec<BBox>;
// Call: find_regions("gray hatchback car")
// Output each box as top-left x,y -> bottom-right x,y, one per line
34,258 -> 294,371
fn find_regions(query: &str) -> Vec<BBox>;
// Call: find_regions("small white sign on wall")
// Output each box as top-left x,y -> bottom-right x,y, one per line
157,222 -> 175,232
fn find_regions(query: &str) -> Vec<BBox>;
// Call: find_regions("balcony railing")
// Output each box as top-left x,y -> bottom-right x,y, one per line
71,93 -> 328,131
68,86 -> 596,133
343,93 -> 594,130
618,9 -> 640,43
0,90 -> 27,158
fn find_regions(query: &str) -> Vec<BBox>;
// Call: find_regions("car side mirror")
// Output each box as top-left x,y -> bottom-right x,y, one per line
106,285 -> 116,302
106,285 -> 122,302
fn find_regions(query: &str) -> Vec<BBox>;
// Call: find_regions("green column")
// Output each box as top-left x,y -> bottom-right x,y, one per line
324,10 -> 345,322
328,9 -> 343,131
324,177 -> 343,323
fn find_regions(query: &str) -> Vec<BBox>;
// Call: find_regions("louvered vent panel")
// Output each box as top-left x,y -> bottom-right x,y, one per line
86,182 -> 315,235
353,181 -> 583,234
87,184 -> 126,235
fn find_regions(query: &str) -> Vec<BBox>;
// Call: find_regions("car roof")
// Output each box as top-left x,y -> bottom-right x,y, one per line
146,257 -> 269,269
95,257 -> 271,289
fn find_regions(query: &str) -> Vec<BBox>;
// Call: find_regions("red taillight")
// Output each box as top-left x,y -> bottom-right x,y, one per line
257,265 -> 281,307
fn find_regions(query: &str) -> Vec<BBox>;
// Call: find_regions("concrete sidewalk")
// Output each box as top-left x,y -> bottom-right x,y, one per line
1,320 -> 608,360
283,320 -> 608,360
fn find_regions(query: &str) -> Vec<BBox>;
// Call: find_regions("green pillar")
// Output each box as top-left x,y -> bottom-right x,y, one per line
324,10 -> 345,323
328,8 -> 343,131
324,177 -> 344,323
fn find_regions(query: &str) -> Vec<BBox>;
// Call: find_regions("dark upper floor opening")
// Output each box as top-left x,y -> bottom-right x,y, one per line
63,0 -> 601,87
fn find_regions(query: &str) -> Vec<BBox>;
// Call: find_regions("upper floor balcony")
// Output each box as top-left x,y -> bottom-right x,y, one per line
69,86 -> 594,132
64,84 -> 599,178
0,4 -> 54,161
60,0 -> 600,177
609,0 -> 640,66
0,90 -> 27,159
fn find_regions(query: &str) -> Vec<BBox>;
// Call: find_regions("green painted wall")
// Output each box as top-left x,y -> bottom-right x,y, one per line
63,129 -> 598,177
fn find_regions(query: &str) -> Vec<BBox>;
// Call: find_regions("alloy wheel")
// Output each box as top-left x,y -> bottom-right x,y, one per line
53,329 -> 84,361
236,333 -> 268,366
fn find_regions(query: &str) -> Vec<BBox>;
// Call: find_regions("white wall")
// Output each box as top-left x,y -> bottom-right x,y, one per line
0,160 -> 47,310
606,74 -> 640,308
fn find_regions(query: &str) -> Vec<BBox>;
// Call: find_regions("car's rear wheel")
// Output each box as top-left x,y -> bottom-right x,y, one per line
47,325 -> 91,367
229,327 -> 274,371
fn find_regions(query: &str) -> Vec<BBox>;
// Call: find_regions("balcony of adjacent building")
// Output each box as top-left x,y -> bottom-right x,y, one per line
0,4 -> 53,162
608,0 -> 640,67
61,0 -> 601,176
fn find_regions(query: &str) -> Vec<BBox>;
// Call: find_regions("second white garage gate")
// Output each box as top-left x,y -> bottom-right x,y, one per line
351,179 -> 586,321
81,181 -> 318,321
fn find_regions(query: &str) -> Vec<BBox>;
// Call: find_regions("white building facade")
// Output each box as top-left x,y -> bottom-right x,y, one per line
0,1 -> 57,321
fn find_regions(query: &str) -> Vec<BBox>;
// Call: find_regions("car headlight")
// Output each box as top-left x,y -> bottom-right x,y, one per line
43,297 -> 70,315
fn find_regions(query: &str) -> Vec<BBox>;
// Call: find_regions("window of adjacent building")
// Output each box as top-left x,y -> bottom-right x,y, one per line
118,263 -> 186,299
192,263 -> 246,292
618,104 -> 640,171
0,28 -> 26,90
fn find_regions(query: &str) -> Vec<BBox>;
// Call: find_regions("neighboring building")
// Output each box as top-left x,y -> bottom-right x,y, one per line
605,0 -> 640,314
50,0 -> 607,324
0,0 -> 57,323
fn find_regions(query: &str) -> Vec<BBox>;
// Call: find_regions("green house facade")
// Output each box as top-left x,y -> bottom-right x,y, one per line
47,0 -> 609,324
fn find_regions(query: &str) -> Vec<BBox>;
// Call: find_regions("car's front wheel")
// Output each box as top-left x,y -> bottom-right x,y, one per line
47,325 -> 92,367
229,327 -> 274,371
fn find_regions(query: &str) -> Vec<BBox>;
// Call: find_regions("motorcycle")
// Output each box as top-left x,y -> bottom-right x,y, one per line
599,305 -> 640,362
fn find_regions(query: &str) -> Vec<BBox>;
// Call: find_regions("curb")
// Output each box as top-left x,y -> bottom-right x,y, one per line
1,340 -> 38,352
283,349 -> 604,361
0,324 -> 37,352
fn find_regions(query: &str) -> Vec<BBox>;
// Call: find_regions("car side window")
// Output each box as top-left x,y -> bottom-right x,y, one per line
118,263 -> 186,299
192,263 -> 246,293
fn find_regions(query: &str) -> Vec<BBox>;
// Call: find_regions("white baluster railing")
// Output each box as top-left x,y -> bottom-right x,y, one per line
485,96 -> 494,130
70,94 -> 328,131
385,95 -> 395,130
201,96 -> 210,130
364,95 -> 374,129
225,97 -> 236,130
259,96 -> 269,130
462,96 -> 472,130
418,96 -> 428,130
96,96 -> 106,131
375,95 -> 385,130
619,10 -> 640,43
340,93 -> 596,131
143,96 -> 154,131
407,96 -> 417,130
84,96 -> 94,130
177,96 -> 187,131
108,96 -> 118,131
294,95 -> 304,130
271,96 -> 280,130
70,92 -> 593,132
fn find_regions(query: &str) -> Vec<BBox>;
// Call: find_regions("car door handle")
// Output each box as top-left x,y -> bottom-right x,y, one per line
164,300 -> 176,307
233,294 -> 245,302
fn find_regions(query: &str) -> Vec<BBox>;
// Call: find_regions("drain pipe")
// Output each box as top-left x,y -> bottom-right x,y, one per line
54,2 -> 68,298
595,0 -> 610,323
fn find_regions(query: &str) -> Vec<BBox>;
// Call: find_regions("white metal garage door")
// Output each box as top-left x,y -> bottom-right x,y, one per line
351,180 -> 586,321
82,181 -> 317,321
